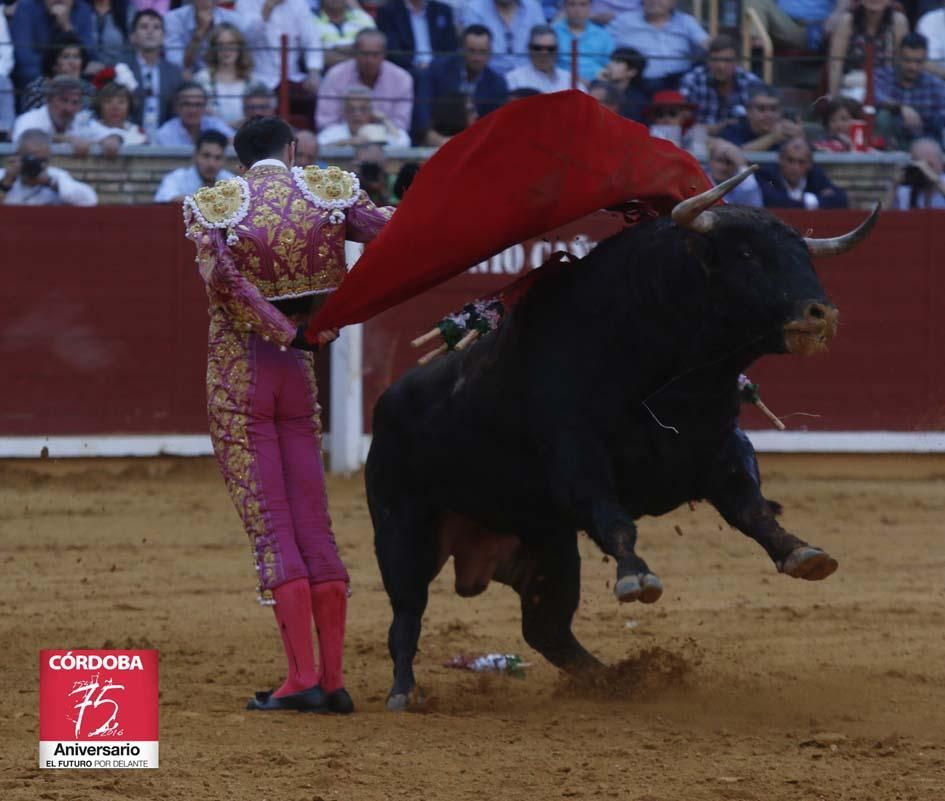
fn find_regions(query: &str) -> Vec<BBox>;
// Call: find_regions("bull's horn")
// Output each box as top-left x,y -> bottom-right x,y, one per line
804,203 -> 881,257
671,165 -> 760,233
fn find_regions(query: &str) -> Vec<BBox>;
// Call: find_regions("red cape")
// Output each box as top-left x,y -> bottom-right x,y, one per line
309,90 -> 711,333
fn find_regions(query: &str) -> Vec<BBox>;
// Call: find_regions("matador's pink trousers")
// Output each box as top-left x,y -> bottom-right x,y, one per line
208,310 -> 348,695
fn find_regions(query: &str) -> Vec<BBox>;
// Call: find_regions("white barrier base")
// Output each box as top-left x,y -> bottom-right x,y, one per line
1,431 -> 945,459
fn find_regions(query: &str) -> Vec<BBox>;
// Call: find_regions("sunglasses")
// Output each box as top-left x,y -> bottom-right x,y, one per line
530,44 -> 558,52
653,107 -> 685,118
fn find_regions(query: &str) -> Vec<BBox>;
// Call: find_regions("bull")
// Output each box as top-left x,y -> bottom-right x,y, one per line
365,173 -> 879,710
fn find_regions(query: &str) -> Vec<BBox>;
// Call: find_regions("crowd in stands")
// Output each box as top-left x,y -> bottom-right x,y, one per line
3,0 -> 945,210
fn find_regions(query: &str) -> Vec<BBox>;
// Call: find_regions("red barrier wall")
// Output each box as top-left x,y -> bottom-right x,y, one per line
362,209 -> 945,433
1,207 -> 942,437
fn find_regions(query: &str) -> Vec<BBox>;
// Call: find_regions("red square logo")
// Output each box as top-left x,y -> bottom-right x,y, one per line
39,650 -> 159,769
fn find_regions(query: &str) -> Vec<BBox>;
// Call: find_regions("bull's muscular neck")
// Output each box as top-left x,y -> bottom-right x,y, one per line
510,221 -> 762,426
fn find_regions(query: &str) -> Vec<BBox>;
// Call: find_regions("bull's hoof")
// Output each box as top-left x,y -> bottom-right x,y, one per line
780,547 -> 838,581
386,686 -> 424,711
614,573 -> 663,604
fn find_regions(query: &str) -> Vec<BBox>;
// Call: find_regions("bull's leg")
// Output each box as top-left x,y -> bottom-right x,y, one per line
373,509 -> 439,711
707,430 -> 838,581
514,536 -> 603,674
550,433 -> 662,603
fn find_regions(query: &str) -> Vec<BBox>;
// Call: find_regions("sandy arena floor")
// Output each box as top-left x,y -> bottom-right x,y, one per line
1,453 -> 943,801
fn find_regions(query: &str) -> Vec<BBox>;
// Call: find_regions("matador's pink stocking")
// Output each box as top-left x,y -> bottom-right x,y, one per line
271,578 -> 320,697
311,580 -> 348,693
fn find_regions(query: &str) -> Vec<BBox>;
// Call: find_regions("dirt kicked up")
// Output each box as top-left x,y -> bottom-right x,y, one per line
1,454 -> 943,801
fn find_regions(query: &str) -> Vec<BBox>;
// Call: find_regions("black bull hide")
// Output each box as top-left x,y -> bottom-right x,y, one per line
366,206 -> 859,710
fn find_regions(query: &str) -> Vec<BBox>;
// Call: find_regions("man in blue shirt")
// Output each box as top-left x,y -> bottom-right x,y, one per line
553,0 -> 614,83
680,34 -> 763,134
154,130 -> 234,202
607,0 -> 709,91
875,33 -> 945,149
464,0 -> 548,74
415,24 -> 509,142
11,0 -> 94,93
154,82 -> 234,146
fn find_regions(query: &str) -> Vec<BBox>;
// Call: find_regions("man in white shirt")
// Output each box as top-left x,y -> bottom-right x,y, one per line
12,77 -> 124,157
0,12 -> 14,139
0,129 -> 97,206
317,86 -> 411,147
164,0 -> 252,78
506,26 -> 579,93
154,129 -> 235,202
918,5 -> 945,80
235,0 -> 320,91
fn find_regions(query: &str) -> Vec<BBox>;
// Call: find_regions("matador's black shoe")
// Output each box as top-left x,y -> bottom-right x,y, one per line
320,688 -> 354,715
246,684 -> 325,712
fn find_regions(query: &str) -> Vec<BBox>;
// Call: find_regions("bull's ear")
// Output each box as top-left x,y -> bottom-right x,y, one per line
684,231 -> 714,277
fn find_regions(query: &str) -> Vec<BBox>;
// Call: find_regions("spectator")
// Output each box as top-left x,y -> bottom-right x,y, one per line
590,0 -> 640,26
317,29 -> 414,133
353,140 -> 394,204
426,90 -> 478,143
645,89 -> 694,147
163,0 -> 250,78
918,3 -> 945,80
154,129 -> 233,202
588,78 -> 622,112
892,137 -> 945,208
90,75 -> 148,144
599,46 -> 648,121
415,24 -> 509,138
87,0 -> 130,71
193,23 -> 255,128
680,34 -> 763,134
235,0 -> 321,121
463,0 -> 548,74
294,129 -> 323,166
875,33 -> 945,149
237,82 -> 277,127
707,138 -> 763,206
0,12 -> 13,139
743,0 -> 845,51
121,10 -> 184,140
12,76 -> 124,156
393,160 -> 421,201
311,0 -> 377,73
317,86 -> 411,147
827,0 -> 907,101
377,0 -> 459,72
553,0 -> 614,83
607,0 -> 709,91
813,96 -> 879,151
21,32 -> 94,113
758,137 -> 848,209
0,128 -> 97,205
11,0 -> 95,91
716,84 -> 802,151
153,82 -> 235,146
507,25 -> 576,92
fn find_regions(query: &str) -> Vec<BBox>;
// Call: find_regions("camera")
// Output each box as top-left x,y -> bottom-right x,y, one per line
21,153 -> 46,180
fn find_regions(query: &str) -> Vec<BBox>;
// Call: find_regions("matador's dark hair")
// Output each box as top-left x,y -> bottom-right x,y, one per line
233,116 -> 295,168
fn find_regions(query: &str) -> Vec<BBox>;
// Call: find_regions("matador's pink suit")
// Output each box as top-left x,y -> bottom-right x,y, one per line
184,162 -> 392,704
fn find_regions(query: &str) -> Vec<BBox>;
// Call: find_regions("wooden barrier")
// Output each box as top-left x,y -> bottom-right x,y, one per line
0,206 -> 942,441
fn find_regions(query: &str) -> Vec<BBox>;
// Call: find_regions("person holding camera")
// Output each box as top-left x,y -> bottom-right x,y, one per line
0,128 -> 97,205
891,138 -> 945,209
